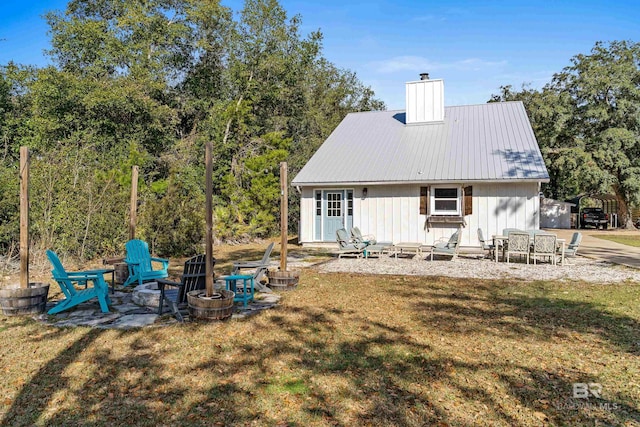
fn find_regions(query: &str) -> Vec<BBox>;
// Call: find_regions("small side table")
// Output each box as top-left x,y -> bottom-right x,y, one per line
221,274 -> 254,308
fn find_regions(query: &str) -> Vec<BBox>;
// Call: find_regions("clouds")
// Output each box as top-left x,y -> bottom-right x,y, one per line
371,56 -> 508,74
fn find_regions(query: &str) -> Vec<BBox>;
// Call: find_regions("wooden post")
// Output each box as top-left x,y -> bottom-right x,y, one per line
205,142 -> 214,296
129,165 -> 139,240
19,147 -> 29,289
280,162 -> 288,272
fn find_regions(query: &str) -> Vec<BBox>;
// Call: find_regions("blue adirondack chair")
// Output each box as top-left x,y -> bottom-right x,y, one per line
46,250 -> 111,314
122,239 -> 169,287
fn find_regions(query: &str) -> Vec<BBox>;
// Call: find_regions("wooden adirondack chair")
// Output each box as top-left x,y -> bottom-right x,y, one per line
231,242 -> 274,292
350,227 -> 393,250
122,239 -> 169,287
46,250 -> 111,314
564,232 -> 582,258
157,254 -> 213,322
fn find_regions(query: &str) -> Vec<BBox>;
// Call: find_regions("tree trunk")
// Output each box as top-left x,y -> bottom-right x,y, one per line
221,71 -> 254,226
613,190 -> 635,229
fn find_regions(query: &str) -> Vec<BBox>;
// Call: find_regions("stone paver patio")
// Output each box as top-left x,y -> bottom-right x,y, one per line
38,287 -> 281,329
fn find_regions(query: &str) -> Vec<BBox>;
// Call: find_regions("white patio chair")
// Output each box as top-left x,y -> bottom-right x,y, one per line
531,233 -> 557,265
506,231 -> 530,264
430,227 -> 462,261
564,232 -> 582,258
477,228 -> 496,259
336,228 -> 365,258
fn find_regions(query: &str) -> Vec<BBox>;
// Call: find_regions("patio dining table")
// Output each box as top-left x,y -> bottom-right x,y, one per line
492,234 -> 566,264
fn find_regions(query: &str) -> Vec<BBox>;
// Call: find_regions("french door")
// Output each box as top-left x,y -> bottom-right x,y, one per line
319,190 -> 353,241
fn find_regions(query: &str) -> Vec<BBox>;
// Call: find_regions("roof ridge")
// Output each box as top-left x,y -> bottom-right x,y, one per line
346,109 -> 400,115
347,101 -> 525,116
446,100 -> 524,108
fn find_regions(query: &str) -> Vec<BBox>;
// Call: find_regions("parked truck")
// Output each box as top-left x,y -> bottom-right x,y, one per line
580,207 -> 609,229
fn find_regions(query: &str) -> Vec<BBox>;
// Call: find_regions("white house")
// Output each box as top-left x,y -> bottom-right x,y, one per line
292,75 -> 550,247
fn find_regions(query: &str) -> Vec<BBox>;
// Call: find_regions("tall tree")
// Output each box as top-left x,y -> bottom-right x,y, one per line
0,64 -> 40,249
554,41 -> 640,227
490,84 -> 592,201
46,0 -> 223,81
0,0 -> 384,255
201,0 -> 384,238
492,41 -> 640,227
212,0 -> 322,237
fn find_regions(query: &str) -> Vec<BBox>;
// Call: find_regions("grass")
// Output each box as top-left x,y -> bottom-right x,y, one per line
0,243 -> 639,426
596,234 -> 640,247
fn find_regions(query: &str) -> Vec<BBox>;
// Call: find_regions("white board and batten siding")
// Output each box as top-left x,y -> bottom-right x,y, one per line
299,183 -> 540,247
405,79 -> 444,124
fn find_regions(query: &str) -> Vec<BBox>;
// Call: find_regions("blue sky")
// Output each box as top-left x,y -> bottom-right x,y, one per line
1,0 -> 638,109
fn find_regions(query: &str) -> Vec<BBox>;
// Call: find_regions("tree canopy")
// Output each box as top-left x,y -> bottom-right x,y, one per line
0,0 -> 384,257
491,40 -> 640,227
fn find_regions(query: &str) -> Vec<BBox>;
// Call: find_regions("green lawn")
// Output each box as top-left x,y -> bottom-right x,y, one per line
0,252 -> 639,426
596,234 -> 640,247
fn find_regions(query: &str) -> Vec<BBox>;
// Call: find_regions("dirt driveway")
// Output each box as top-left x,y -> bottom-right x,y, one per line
548,228 -> 640,269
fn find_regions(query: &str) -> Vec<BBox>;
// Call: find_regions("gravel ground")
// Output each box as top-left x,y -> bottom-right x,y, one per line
315,254 -> 640,283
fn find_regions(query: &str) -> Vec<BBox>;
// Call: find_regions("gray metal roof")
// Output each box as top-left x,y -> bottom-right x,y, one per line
292,101 -> 549,186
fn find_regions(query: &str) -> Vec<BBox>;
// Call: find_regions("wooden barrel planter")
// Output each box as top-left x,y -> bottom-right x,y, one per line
268,270 -> 299,291
0,283 -> 50,316
187,289 -> 235,321
114,263 -> 129,285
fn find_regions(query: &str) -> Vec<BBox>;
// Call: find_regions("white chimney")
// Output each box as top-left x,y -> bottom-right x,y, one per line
405,73 -> 444,124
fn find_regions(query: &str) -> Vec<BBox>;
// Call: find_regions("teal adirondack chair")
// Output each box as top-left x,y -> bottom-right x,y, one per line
46,250 -> 111,314
122,239 -> 169,287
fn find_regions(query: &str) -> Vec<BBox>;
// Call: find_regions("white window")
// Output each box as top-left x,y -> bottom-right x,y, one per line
326,192 -> 342,217
431,187 -> 460,215
315,191 -> 322,216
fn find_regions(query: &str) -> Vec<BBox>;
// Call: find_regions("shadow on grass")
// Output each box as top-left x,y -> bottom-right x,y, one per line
179,306 -> 449,426
175,300 -> 638,426
400,279 -> 640,355
0,327 -> 190,427
2,272 -> 639,426
394,276 -> 640,424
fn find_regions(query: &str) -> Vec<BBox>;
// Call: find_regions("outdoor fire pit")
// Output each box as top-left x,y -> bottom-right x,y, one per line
132,282 -> 161,308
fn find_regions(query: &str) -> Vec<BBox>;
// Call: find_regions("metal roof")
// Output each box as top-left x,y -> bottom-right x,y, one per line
292,101 -> 549,186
